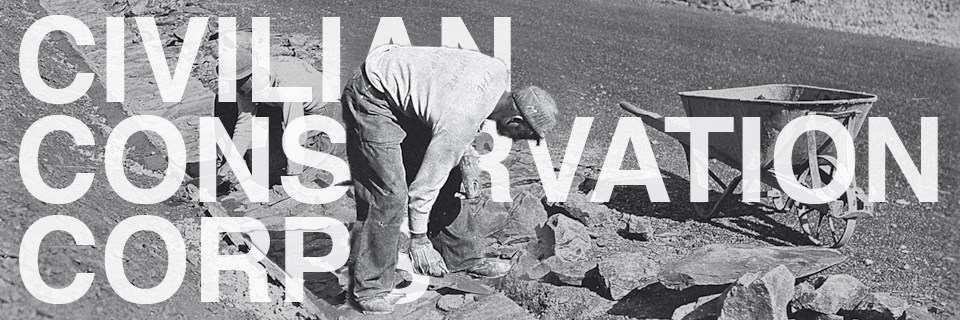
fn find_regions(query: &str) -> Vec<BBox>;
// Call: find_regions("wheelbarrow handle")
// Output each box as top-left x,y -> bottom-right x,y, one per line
619,101 -> 669,133
806,109 -> 862,119
619,101 -> 663,119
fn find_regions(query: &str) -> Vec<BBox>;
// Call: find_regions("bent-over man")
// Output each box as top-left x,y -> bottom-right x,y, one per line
341,44 -> 559,314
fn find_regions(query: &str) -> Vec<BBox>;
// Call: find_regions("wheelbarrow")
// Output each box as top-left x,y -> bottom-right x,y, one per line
620,84 -> 877,248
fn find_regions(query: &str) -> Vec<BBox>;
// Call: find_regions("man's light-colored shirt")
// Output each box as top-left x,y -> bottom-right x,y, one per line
364,45 -> 509,233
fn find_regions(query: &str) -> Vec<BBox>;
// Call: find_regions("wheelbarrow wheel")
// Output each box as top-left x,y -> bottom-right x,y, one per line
792,155 -> 861,248
797,207 -> 857,248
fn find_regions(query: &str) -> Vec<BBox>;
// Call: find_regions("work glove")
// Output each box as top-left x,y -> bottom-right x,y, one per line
408,234 -> 449,277
457,146 -> 482,200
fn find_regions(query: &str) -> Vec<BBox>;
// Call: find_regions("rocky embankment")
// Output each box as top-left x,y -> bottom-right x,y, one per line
657,0 -> 960,48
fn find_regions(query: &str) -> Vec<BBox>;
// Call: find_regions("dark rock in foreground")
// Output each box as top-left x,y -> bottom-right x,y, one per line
623,215 -> 653,240
844,292 -> 909,319
716,265 -> 795,320
672,293 -> 721,320
556,192 -> 610,227
547,213 -> 592,259
436,294 -> 470,312
792,274 -> 868,314
901,305 -> 935,320
543,256 -> 597,286
541,214 -> 596,285
598,252 -> 660,300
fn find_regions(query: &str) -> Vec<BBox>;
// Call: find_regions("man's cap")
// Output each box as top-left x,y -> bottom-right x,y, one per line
512,86 -> 558,138
216,31 -> 253,80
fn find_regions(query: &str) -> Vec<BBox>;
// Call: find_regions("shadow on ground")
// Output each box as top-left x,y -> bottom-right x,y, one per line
597,169 -> 815,247
607,282 -> 726,319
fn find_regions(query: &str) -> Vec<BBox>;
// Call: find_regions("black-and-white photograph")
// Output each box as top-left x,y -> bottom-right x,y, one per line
1,0 -> 957,319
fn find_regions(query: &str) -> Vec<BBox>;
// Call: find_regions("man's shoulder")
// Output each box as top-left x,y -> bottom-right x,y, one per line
372,46 -> 505,68
270,56 -> 323,86
271,56 -> 318,73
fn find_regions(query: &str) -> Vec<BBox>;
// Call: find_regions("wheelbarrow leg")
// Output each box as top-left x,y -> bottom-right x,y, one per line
681,144 -> 710,218
681,143 -> 744,219
806,131 -> 823,189
706,175 -> 742,218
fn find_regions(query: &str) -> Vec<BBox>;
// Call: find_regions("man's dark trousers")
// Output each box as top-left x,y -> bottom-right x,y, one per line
341,68 -> 486,302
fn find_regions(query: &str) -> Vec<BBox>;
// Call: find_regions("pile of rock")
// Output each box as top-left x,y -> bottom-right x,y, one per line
495,184 -> 938,320
790,278 -> 935,320
508,212 -> 937,320
502,181 -> 658,291
661,245 -> 936,320
668,0 -> 800,13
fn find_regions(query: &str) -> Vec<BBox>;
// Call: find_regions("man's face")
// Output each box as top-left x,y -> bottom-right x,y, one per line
237,75 -> 253,97
496,116 -> 541,141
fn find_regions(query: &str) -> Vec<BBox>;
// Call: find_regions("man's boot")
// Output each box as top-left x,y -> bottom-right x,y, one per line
356,293 -> 404,315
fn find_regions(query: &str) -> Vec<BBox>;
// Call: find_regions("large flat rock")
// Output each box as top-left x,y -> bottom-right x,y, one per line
444,293 -> 535,320
658,244 -> 847,290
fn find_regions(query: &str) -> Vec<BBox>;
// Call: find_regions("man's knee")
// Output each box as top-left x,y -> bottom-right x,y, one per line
366,193 -> 406,226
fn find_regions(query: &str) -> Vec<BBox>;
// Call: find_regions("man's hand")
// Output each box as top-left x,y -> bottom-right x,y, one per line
408,234 -> 449,277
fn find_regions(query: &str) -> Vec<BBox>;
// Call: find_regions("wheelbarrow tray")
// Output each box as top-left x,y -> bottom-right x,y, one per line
676,84 -> 876,169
